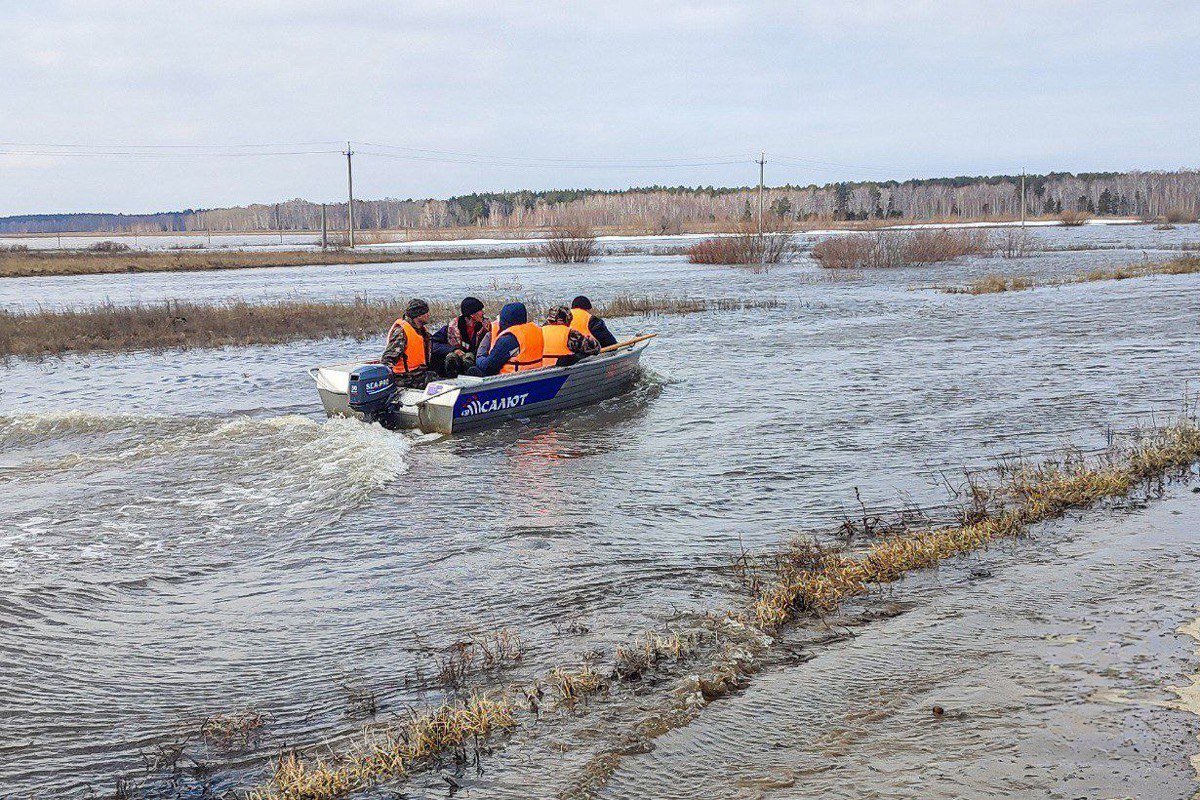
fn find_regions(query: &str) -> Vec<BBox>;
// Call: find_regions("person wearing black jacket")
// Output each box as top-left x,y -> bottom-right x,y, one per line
430,296 -> 487,377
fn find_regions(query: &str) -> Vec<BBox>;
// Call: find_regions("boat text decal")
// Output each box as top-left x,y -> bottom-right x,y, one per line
454,375 -> 569,418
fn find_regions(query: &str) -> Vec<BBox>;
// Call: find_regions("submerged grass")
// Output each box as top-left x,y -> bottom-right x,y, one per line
941,255 -> 1200,295
746,419 -> 1200,629
946,273 -> 1036,295
200,709 -> 269,749
0,294 -> 781,359
0,248 -> 540,279
250,694 -> 514,800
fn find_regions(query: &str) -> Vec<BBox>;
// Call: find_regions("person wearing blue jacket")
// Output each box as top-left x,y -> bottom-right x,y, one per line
477,302 -> 531,376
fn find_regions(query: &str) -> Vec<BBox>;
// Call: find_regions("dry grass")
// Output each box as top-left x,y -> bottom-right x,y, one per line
946,274 -> 1036,295
612,631 -> 702,681
812,230 -> 992,269
537,224 -> 598,264
0,294 -> 781,359
941,256 -> 1200,296
0,247 -> 539,279
549,664 -> 605,708
436,629 -> 524,690
746,419 -> 1200,629
250,694 -> 514,800
1164,208 -> 1197,224
201,709 -> 269,749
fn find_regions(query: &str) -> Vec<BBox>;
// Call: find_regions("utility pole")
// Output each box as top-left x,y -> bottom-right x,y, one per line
320,203 -> 328,250
1020,170 -> 1027,227
757,151 -> 766,266
344,141 -> 356,248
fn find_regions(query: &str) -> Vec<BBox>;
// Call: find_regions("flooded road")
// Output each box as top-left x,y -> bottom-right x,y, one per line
1,223 -> 1199,797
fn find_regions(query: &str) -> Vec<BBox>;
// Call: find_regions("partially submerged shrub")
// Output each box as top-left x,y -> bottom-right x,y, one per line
1058,210 -> 1091,226
687,231 -> 795,265
1164,208 -> 1197,224
998,228 -> 1033,259
88,239 -> 132,252
538,224 -> 597,263
812,229 -> 991,269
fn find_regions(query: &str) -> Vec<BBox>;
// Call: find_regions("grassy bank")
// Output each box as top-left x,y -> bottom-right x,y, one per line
0,247 -> 540,279
944,255 -> 1200,295
0,295 -> 781,359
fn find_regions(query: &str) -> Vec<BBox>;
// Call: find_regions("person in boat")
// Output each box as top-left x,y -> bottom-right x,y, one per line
430,296 -> 487,378
381,298 -> 433,388
477,301 -> 544,376
570,296 -> 618,347
541,305 -> 601,368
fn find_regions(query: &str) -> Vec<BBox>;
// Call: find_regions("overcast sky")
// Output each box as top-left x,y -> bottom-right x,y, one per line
1,1 -> 1197,215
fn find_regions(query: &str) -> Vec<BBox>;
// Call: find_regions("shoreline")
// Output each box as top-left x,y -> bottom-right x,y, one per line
0,216 -> 1164,279
0,294 -> 779,359
0,247 -> 541,279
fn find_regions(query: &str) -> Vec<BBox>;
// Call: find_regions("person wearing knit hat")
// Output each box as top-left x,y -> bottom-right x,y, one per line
429,296 -> 489,378
381,298 -> 433,387
569,295 -> 618,347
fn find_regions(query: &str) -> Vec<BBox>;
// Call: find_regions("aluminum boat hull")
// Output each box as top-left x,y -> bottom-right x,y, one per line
312,342 -> 648,434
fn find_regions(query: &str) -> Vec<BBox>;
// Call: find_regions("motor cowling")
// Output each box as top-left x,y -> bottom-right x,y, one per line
347,364 -> 397,420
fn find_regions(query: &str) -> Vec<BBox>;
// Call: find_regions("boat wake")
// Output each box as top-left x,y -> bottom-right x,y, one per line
0,410 -> 410,584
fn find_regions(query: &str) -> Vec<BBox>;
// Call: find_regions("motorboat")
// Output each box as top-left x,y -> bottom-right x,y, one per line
311,336 -> 653,434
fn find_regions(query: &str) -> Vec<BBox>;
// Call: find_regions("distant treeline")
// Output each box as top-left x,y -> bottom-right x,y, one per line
4,170 -> 1199,234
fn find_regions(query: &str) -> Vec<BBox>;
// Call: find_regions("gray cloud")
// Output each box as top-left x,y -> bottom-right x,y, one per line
2,1 -> 1197,214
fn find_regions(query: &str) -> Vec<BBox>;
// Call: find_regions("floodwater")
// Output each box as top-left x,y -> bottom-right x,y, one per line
1,223 -> 1199,798
597,488 -> 1200,800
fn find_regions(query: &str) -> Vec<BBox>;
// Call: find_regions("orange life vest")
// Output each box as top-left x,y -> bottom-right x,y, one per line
387,318 -> 427,374
541,323 -> 573,367
498,322 -> 544,374
570,308 -> 593,338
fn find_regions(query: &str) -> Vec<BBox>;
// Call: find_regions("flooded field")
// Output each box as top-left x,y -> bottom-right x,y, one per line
1,223 -> 1199,798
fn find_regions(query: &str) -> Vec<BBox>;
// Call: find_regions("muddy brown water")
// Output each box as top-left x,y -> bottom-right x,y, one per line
1,223 -> 1199,798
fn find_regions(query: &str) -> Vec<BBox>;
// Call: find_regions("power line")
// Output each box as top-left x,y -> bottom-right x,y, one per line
355,149 -> 750,170
0,140 -> 343,149
0,148 -> 341,158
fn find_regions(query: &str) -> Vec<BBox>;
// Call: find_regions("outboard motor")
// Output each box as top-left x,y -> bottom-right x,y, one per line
347,364 -> 398,426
